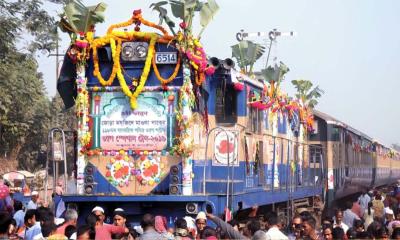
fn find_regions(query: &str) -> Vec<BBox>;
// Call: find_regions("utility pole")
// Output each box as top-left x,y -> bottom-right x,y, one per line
236,29 -> 296,68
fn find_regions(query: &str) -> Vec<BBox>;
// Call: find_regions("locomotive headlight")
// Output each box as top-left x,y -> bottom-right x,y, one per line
122,45 -> 134,59
135,44 -> 147,58
121,42 -> 149,61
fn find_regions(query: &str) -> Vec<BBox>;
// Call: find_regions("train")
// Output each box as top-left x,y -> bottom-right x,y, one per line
310,110 -> 400,209
52,2 -> 400,225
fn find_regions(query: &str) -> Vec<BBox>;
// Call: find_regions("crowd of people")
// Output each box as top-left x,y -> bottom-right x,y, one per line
2,184 -> 400,239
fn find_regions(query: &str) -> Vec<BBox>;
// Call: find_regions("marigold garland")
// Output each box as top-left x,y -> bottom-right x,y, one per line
115,32 -> 159,109
152,50 -> 181,85
92,37 -> 121,86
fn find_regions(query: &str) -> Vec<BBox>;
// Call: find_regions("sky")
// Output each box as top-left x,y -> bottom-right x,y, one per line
38,0 -> 400,146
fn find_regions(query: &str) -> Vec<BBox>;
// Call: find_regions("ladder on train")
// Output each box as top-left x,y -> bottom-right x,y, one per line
44,128 -> 68,206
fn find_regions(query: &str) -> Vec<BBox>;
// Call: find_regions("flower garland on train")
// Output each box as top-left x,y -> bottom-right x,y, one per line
247,81 -> 315,134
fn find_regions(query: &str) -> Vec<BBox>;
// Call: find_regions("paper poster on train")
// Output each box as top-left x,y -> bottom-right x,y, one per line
213,130 -> 239,166
94,91 -> 174,151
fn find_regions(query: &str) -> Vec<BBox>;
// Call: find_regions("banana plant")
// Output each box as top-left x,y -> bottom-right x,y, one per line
150,1 -> 176,35
291,79 -> 324,108
260,62 -> 289,98
231,40 -> 265,74
150,0 -> 219,37
62,0 -> 107,34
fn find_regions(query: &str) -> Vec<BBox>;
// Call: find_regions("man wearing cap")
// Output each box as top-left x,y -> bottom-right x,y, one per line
195,212 -> 216,240
113,208 -> 138,240
26,191 -> 39,210
92,206 -> 129,240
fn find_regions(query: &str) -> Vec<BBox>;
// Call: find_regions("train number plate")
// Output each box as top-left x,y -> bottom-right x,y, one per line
155,52 -> 177,64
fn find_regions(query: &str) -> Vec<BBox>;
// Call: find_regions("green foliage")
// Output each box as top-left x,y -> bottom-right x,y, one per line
291,79 -> 324,108
150,0 -> 219,37
63,0 -> 107,34
261,62 -> 289,84
0,0 -> 73,170
231,40 -> 265,74
0,0 -> 60,56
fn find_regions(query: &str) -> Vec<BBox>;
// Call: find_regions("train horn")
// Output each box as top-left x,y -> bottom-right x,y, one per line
223,58 -> 235,70
209,57 -> 221,68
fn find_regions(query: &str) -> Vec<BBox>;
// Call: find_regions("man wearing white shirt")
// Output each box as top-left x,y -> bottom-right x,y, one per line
343,201 -> 360,228
26,191 -> 39,210
265,212 -> 288,240
333,209 -> 349,233
358,189 -> 371,214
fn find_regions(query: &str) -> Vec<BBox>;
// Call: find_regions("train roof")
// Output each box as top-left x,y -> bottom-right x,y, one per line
313,109 -> 373,141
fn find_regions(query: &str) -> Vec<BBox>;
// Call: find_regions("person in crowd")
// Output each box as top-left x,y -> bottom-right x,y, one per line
174,217 -> 193,240
265,211 -> 288,240
76,225 -> 95,240
65,225 -> 77,240
91,206 -> 128,240
351,198 -> 363,218
137,213 -> 163,240
195,211 -> 210,239
42,221 -> 67,240
13,200 -> 25,230
333,209 -> 349,233
7,219 -> 18,240
372,193 -> 385,218
24,209 -> 42,240
359,189 -> 371,214
346,228 -> 358,239
353,219 -> 364,232
392,227 -> 400,240
242,219 -> 261,239
363,201 -> 374,229
301,215 -> 321,240
384,207 -> 394,225
154,215 -> 173,240
0,212 -> 12,240
113,208 -> 138,240
184,216 -> 197,238
388,209 -> 400,235
206,212 -> 246,240
367,220 -> 383,239
322,226 -> 333,240
18,209 -> 35,238
200,227 -> 218,240
26,191 -> 40,210
321,216 -> 333,231
288,215 -> 303,240
343,201 -> 360,228
331,227 -> 345,240
25,207 -> 50,240
56,209 -> 78,235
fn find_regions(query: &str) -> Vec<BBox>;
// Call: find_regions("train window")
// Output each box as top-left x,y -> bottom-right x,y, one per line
310,145 -> 322,164
248,107 -> 263,134
215,83 -> 237,124
330,127 -> 340,141
264,110 -> 269,130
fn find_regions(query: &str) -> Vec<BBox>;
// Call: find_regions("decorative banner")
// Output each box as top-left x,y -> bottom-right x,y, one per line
213,130 -> 239,166
96,91 -> 174,150
105,151 -> 164,187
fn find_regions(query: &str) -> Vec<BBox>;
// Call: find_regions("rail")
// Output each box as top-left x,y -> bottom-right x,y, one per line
45,128 -> 68,206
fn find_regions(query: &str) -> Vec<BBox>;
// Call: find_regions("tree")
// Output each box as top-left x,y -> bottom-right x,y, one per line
231,40 -> 265,74
0,0 -> 65,169
291,79 -> 324,108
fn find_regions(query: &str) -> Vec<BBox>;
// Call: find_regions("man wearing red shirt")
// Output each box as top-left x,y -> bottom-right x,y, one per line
92,206 -> 129,240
